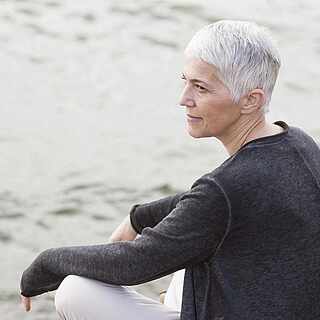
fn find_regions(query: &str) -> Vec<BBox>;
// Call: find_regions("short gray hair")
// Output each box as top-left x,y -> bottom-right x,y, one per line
184,20 -> 281,112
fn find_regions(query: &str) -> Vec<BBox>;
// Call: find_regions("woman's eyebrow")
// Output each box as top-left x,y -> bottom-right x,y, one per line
181,73 -> 211,86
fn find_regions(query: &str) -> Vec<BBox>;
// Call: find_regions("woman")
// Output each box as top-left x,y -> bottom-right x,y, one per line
20,20 -> 320,319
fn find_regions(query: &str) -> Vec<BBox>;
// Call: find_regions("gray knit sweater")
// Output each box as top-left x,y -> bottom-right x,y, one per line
20,121 -> 320,319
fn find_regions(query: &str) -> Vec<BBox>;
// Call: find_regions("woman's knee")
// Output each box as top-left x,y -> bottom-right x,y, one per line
54,275 -> 90,316
55,275 -> 125,319
55,276 -> 180,320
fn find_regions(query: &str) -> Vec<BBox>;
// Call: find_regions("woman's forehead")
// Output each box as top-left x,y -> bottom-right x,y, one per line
182,57 -> 222,85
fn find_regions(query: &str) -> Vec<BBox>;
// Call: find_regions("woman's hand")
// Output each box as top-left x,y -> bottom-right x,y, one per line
108,214 -> 138,243
21,294 -> 31,312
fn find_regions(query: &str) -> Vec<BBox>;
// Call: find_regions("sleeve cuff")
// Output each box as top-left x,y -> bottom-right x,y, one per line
129,204 -> 142,234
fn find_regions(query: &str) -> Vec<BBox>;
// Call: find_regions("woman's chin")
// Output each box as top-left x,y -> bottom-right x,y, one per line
187,129 -> 204,138
187,128 -> 215,139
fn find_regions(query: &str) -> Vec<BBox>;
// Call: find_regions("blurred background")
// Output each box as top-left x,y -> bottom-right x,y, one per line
0,0 -> 319,318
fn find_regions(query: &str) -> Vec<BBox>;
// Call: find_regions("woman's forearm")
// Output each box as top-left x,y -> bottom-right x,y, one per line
130,191 -> 188,234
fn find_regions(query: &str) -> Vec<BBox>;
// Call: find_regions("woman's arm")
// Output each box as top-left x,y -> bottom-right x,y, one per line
129,191 -> 188,234
20,174 -> 230,298
107,192 -> 188,243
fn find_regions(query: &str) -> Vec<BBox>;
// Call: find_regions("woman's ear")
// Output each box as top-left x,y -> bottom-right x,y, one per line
240,89 -> 266,115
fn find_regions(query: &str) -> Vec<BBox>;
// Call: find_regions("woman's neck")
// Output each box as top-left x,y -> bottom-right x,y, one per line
219,115 -> 283,156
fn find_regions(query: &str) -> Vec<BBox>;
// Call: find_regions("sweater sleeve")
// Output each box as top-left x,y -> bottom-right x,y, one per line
129,191 -> 189,234
20,174 -> 230,298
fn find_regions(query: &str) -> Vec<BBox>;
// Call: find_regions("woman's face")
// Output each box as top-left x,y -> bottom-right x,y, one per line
179,56 -> 242,140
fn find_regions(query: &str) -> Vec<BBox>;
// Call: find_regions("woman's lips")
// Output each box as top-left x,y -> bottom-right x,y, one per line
187,114 -> 202,122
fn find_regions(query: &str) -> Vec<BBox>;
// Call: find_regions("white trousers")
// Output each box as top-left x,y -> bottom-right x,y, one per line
55,269 -> 185,320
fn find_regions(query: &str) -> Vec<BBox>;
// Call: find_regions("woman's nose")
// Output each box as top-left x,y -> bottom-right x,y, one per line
179,87 -> 196,108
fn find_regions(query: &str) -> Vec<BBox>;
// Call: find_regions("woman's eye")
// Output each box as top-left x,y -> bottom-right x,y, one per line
195,84 -> 207,92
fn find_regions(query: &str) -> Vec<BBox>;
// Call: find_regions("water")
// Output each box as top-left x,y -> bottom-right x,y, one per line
0,0 -> 319,318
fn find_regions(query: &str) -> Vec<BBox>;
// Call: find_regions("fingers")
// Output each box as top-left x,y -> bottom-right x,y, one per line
21,295 -> 31,312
